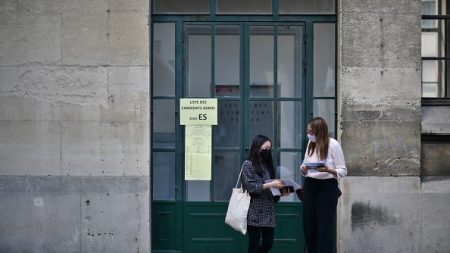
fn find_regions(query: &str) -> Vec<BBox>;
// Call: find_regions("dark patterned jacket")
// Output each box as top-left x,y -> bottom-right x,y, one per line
241,160 -> 277,227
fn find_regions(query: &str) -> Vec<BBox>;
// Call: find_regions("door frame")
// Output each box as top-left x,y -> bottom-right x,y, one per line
151,12 -> 337,253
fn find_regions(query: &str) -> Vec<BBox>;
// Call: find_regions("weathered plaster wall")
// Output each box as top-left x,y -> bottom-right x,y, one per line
338,1 -> 450,252
339,0 -> 422,177
340,177 -> 421,252
0,0 -> 150,252
340,177 -> 450,252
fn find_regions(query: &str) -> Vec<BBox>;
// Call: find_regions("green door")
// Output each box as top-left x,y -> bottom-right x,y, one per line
182,23 -> 306,253
152,21 -> 310,253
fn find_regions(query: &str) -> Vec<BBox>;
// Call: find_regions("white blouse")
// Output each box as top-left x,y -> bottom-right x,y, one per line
302,138 -> 347,179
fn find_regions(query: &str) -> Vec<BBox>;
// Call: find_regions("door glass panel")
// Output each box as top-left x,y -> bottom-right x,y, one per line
153,99 -> 175,148
313,99 -> 335,138
153,152 -> 176,200
279,0 -> 335,14
249,101 -> 274,144
153,23 -> 175,97
153,0 -> 209,14
314,23 -> 335,97
214,100 -> 240,147
278,26 -> 304,98
250,26 -> 274,98
213,152 -> 240,201
278,101 -> 303,148
216,0 -> 272,14
186,181 -> 210,201
186,25 -> 211,97
215,26 -> 240,97
277,152 -> 303,202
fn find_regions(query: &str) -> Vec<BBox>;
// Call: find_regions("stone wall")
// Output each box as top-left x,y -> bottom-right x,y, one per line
338,0 -> 450,252
0,0 -> 150,252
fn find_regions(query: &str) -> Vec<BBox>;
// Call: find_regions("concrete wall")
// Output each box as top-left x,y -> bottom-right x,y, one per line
338,0 -> 450,252
0,0 -> 150,252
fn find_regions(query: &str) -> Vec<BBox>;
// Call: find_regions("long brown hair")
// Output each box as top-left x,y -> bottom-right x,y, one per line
307,117 -> 329,161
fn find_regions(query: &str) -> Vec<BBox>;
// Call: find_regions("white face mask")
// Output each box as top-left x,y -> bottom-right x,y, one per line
307,134 -> 316,142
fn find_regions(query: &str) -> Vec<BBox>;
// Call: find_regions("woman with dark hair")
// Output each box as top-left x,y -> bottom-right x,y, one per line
300,117 -> 347,253
241,135 -> 285,253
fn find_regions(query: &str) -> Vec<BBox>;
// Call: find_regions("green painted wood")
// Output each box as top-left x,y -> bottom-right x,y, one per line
181,202 -> 304,253
152,201 -> 305,252
182,202 -> 245,252
273,204 -> 305,253
152,201 -> 183,251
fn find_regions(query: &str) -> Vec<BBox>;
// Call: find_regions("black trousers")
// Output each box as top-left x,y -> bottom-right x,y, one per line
302,177 -> 339,253
247,225 -> 274,253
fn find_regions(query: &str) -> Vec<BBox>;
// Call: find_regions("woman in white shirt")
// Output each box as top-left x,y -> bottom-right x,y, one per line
300,117 -> 347,253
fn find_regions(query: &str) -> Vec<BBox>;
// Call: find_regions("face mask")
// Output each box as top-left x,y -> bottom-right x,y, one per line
260,149 -> 272,161
307,134 -> 316,143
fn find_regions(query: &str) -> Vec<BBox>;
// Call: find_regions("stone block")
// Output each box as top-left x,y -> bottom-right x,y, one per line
0,13 -> 61,66
108,67 -> 149,121
0,176 -> 81,253
0,176 -> 149,252
340,103 -> 420,122
420,179 -> 450,253
62,13 -> 109,65
80,179 -> 149,253
340,12 -> 420,68
340,67 -> 421,107
0,0 -> 17,12
61,121 -> 149,176
18,0 -> 108,14
0,121 -> 61,176
0,66 -> 108,121
109,12 -> 149,66
340,120 -> 420,176
339,176 -> 421,253
340,176 -> 421,194
0,95 -> 109,121
0,66 -> 19,93
422,106 -> 450,134
109,0 -> 149,12
341,0 -> 421,14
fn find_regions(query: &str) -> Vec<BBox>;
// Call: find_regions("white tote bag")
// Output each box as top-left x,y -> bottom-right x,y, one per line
225,166 -> 251,235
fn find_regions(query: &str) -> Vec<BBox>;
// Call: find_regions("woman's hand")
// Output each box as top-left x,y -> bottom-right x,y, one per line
315,166 -> 337,176
300,165 -> 309,175
315,165 -> 328,173
280,187 -> 293,196
269,179 -> 285,189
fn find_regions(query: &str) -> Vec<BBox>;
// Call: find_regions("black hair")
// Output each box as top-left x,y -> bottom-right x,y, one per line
246,135 -> 275,178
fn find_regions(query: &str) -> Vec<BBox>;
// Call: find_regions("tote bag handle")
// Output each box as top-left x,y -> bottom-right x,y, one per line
235,165 -> 245,189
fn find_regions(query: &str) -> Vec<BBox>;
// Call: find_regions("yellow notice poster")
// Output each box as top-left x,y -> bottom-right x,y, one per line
180,98 -> 217,125
185,125 -> 211,180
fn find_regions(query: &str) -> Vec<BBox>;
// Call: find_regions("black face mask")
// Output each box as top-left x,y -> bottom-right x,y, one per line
260,149 -> 272,161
